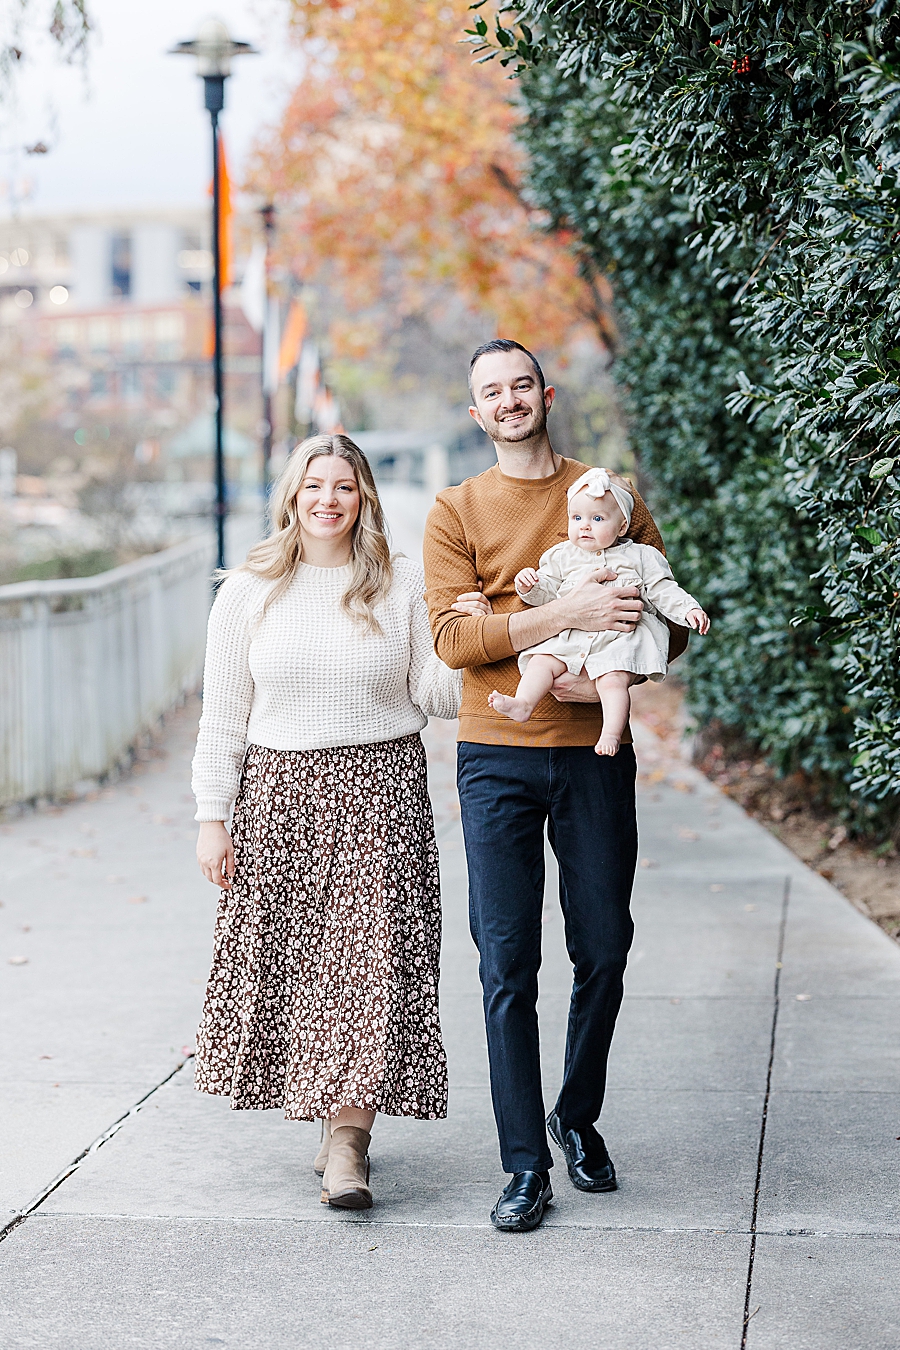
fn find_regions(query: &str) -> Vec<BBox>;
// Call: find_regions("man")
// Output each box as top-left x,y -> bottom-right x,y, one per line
423,339 -> 686,1231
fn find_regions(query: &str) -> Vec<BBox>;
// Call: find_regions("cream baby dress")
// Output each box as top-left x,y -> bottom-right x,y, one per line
516,472 -> 701,682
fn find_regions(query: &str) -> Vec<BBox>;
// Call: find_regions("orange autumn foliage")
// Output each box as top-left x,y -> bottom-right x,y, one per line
250,0 -> 612,356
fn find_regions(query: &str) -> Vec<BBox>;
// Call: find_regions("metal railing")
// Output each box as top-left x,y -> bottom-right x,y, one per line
0,537 -> 213,807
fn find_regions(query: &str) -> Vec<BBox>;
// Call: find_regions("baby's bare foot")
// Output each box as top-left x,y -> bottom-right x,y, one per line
489,690 -> 534,723
595,734 -> 621,757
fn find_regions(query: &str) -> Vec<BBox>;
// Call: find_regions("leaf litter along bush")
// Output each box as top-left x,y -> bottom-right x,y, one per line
467,0 -> 900,832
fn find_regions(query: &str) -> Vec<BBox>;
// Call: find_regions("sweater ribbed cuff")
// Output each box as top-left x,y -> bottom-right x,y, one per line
194,799 -> 232,823
481,613 -> 515,663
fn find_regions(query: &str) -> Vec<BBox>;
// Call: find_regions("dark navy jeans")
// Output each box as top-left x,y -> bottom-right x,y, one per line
457,741 -> 637,1174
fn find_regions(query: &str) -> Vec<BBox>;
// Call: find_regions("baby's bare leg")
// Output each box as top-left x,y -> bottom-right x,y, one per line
489,655 -> 568,723
594,670 -> 639,757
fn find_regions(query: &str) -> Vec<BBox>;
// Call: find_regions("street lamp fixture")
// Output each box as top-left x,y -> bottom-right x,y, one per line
170,19 -> 258,571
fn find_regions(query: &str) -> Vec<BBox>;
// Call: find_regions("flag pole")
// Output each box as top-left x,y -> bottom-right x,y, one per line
169,19 -> 258,574
209,90 -> 227,570
260,202 -> 276,506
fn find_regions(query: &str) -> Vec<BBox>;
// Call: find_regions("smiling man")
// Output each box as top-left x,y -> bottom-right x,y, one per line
423,339 -> 687,1231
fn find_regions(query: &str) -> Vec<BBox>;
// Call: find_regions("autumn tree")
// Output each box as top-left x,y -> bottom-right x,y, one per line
1,2 -> 90,94
249,0 -> 612,361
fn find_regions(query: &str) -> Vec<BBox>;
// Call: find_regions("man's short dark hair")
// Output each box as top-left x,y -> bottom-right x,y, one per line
468,339 -> 546,398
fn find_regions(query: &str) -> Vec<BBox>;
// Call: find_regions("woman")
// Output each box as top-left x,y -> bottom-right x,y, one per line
192,433 -> 461,1211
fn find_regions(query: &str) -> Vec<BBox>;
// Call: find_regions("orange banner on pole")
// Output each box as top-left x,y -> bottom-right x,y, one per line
209,134 -> 233,293
278,301 -> 307,377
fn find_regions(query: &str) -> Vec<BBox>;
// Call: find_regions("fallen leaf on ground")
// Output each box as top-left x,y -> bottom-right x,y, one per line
8,956 -> 28,965
127,895 -> 148,905
710,884 -> 725,892
678,828 -> 700,841
744,904 -> 757,912
796,993 -> 812,1001
639,858 -> 658,869
70,848 -> 97,858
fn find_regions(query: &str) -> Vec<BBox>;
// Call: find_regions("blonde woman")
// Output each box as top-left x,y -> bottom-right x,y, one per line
191,434 -> 460,1210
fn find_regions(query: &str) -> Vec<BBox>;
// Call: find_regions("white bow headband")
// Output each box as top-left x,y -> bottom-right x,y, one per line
566,468 -> 634,529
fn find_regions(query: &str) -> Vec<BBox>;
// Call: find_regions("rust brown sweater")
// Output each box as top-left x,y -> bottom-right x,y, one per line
423,456 -> 687,747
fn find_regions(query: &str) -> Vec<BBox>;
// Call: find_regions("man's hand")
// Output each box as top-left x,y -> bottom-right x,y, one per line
197,821 -> 235,889
452,590 -> 493,617
550,671 -> 601,703
563,569 -> 643,633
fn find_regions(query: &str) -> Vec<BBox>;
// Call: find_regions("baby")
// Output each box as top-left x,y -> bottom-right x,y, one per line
488,469 -> 710,756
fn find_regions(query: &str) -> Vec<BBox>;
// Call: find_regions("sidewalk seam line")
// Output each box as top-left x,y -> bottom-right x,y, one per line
0,1055 -> 194,1246
26,1213 -> 900,1240
741,875 -> 790,1348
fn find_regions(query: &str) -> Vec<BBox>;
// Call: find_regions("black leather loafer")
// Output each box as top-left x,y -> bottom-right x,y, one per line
490,1170 -> 553,1232
547,1111 -> 617,1192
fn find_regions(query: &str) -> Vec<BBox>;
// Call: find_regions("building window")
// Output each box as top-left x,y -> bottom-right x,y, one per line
156,368 -> 177,397
121,367 -> 142,400
55,319 -> 80,358
111,232 -> 131,297
88,318 -> 111,353
90,370 -> 108,397
154,311 -> 184,361
121,314 -> 144,359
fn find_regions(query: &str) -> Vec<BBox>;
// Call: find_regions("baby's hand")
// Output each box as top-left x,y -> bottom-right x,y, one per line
515,567 -> 540,593
685,608 -> 711,635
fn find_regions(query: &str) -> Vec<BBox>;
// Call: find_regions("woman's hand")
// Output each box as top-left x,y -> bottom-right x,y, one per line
452,589 -> 493,617
197,821 -> 235,889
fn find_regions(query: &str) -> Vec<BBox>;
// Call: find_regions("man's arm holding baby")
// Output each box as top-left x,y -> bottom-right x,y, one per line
506,574 -> 643,653
424,496 -> 645,670
452,578 -> 643,664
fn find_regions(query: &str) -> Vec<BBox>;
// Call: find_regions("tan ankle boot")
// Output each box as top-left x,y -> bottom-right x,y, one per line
313,1119 -> 331,1177
320,1126 -> 372,1210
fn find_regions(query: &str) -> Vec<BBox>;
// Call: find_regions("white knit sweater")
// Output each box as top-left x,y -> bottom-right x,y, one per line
191,555 -> 462,821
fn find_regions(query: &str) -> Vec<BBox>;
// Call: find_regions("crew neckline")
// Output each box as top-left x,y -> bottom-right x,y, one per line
488,456 -> 576,489
295,560 -> 353,579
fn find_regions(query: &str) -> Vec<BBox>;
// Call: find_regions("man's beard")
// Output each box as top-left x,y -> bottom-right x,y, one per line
488,399 -> 547,444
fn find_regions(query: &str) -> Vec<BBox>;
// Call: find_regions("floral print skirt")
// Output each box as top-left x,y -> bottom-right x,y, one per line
194,734 -> 448,1121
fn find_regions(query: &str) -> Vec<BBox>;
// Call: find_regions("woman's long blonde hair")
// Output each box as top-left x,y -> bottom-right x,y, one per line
237,433 -> 393,633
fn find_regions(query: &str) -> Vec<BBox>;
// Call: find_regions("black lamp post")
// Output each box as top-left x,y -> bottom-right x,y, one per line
259,201 -> 276,498
170,19 -> 257,570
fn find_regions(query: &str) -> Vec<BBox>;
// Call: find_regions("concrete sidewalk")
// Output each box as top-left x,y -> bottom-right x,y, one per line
1,698 -> 897,1349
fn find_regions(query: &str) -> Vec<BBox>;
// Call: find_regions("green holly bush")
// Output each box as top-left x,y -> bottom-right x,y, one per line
470,1 -> 900,828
